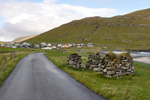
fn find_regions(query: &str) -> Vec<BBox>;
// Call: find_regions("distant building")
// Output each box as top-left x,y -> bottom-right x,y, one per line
87,43 -> 94,47
12,45 -> 17,48
34,44 -> 40,48
72,43 -> 77,46
61,44 -> 69,48
1,44 -> 5,47
47,43 -> 52,47
68,43 -> 73,47
103,46 -> 107,49
77,43 -> 83,48
5,44 -> 10,48
58,44 -> 62,47
52,46 -> 57,49
14,42 -> 20,46
41,42 -> 47,47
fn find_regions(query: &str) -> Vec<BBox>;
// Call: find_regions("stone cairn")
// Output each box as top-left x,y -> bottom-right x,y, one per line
116,53 -> 134,76
67,53 -> 83,69
98,52 -> 134,78
98,51 -> 117,78
86,52 -> 101,71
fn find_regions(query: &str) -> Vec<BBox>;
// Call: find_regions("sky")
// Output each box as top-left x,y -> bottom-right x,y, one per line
0,0 -> 150,42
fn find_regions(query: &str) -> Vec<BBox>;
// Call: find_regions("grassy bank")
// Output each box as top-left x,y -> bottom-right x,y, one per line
0,50 -> 36,86
45,48 -> 150,100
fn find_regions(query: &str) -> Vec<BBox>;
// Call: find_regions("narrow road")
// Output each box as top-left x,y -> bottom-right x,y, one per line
0,53 -> 105,100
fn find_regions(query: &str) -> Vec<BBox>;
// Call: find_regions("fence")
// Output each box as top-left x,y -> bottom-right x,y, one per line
0,52 -> 15,65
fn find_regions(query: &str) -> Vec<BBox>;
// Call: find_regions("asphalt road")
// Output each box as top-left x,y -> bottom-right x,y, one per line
0,53 -> 105,100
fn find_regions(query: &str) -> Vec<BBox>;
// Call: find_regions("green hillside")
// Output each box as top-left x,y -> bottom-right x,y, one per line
26,8 -> 150,50
0,42 -> 3,44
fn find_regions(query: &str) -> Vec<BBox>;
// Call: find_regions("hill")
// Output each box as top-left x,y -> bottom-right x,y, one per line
0,42 -> 3,44
13,35 -> 36,43
26,8 -> 150,50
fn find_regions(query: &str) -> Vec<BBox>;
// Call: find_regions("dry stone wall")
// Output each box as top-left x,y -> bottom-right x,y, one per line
98,52 -> 117,78
86,52 -> 102,71
67,53 -> 83,69
66,52 -> 134,79
98,52 -> 134,78
116,53 -> 134,76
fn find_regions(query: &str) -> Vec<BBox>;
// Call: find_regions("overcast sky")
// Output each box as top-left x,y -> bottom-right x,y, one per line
0,0 -> 150,42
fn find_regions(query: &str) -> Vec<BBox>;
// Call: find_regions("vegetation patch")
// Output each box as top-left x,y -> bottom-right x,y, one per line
45,48 -> 150,100
0,48 -> 37,86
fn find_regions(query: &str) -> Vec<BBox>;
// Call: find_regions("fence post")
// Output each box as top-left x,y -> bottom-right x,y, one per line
11,52 -> 13,60
4,55 -> 6,64
13,52 -> 15,58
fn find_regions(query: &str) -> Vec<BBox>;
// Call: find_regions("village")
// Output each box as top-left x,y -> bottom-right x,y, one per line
0,42 -> 95,49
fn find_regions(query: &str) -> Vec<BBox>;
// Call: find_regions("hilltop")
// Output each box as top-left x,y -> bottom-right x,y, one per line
13,35 -> 36,43
0,42 -> 3,44
26,8 -> 150,50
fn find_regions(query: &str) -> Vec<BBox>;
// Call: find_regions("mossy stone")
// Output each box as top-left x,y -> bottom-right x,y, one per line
106,51 -> 117,59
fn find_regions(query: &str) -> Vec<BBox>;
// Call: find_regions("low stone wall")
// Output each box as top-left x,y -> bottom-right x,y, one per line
98,52 -> 118,78
67,53 -> 83,69
85,52 -> 101,71
116,53 -> 134,76
98,52 -> 134,78
66,52 -> 134,79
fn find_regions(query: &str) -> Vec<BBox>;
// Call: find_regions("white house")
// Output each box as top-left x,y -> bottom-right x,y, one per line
58,44 -> 62,47
87,43 -> 94,47
68,43 -> 73,47
12,45 -> 17,48
47,43 -> 52,47
77,43 -> 83,48
1,44 -> 5,47
41,42 -> 47,47
52,46 -> 57,49
14,43 -> 20,46
34,44 -> 40,48
5,44 -> 10,47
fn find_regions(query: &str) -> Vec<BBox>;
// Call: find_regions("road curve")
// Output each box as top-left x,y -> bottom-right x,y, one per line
0,53 -> 105,100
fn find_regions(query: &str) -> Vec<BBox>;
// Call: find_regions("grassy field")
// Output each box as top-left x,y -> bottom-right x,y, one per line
45,48 -> 150,100
0,47 -> 150,100
0,48 -> 37,86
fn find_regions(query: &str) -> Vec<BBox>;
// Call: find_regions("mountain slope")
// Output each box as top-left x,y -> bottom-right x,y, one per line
26,8 -> 150,50
0,42 -> 3,44
13,35 -> 36,43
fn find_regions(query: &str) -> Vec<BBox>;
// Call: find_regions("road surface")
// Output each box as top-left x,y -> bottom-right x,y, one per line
0,53 -> 105,100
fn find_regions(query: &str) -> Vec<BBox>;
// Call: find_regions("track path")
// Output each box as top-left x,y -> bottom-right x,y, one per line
0,53 -> 105,100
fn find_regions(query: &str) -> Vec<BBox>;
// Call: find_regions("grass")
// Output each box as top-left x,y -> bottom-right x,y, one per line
45,48 -> 150,100
0,47 -> 150,99
0,47 -> 57,86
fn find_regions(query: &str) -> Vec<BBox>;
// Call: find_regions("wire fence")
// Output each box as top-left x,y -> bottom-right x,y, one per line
0,52 -> 15,65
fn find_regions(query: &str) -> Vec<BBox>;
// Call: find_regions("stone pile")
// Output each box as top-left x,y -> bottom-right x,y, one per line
98,52 -> 134,78
66,51 -> 134,79
85,52 -> 101,71
98,52 -> 117,78
67,53 -> 83,69
116,53 -> 134,76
